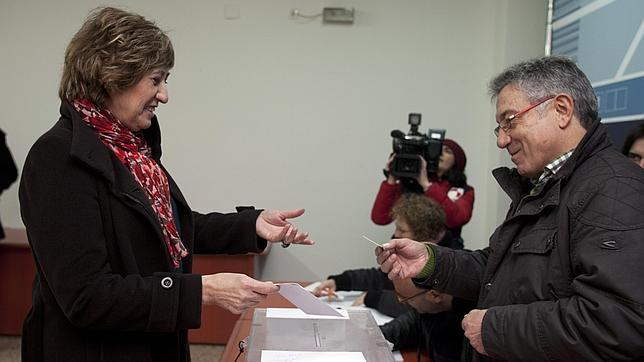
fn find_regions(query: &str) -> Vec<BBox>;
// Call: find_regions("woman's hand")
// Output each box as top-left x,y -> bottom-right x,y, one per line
201,273 -> 279,314
385,153 -> 397,185
256,209 -> 315,247
376,238 -> 429,280
312,279 -> 337,298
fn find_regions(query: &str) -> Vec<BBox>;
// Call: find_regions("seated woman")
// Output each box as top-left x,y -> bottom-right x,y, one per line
371,139 -> 474,243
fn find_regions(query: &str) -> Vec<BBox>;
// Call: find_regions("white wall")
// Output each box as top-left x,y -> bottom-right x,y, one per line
0,0 -> 547,281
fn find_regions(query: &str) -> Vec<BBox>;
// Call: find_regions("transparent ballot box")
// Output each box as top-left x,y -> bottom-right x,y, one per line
245,308 -> 394,362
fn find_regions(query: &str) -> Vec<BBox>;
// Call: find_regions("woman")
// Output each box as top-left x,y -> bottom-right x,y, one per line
19,7 -> 312,362
622,123 -> 644,169
371,139 -> 474,240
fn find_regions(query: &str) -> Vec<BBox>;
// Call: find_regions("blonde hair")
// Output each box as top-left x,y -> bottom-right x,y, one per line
391,194 -> 446,241
59,7 -> 174,107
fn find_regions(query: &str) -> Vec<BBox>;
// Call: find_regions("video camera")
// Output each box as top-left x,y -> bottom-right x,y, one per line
390,113 -> 445,191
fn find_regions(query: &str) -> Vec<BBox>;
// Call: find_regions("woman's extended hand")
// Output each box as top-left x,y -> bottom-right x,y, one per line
256,209 -> 315,246
201,273 -> 279,314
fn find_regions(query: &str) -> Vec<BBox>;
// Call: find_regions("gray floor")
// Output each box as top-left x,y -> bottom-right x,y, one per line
0,336 -> 224,362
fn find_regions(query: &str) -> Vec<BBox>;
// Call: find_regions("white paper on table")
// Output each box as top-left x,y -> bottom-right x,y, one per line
276,283 -> 344,317
266,307 -> 348,319
261,350 -> 366,362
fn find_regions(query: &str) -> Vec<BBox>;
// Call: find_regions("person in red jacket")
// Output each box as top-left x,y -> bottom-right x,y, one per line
371,138 -> 474,241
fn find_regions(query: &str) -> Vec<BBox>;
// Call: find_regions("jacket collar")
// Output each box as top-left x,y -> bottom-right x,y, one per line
492,119 -> 611,203
62,100 -> 163,184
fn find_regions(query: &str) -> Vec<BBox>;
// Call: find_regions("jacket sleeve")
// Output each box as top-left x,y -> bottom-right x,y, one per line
424,181 -> 474,229
329,267 -> 394,291
482,175 -> 644,361
20,134 -> 201,332
416,245 -> 489,301
0,129 -> 18,191
371,181 -> 400,225
191,209 -> 266,255
380,310 -> 421,350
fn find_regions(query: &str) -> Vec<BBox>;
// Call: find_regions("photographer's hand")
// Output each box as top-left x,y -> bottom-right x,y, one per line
385,153 -> 397,185
416,156 -> 432,191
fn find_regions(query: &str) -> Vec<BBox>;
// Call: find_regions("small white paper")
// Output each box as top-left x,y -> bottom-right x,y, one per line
261,350 -> 366,362
277,283 -> 344,317
266,307 -> 348,319
361,235 -> 383,247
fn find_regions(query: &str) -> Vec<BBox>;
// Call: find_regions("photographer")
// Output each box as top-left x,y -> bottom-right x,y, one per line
371,138 -> 474,240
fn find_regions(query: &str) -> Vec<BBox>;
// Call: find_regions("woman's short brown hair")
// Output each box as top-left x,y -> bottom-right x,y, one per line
391,194 -> 446,242
59,7 -> 174,107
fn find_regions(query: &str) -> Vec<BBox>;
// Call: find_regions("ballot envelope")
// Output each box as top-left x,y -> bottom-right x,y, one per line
245,308 -> 394,361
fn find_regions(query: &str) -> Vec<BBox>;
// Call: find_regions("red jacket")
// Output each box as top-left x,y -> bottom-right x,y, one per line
371,179 -> 474,230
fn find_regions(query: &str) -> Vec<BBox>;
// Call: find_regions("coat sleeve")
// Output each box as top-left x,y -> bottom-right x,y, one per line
0,129 -> 18,191
371,181 -> 400,225
424,181 -> 474,229
416,245 -> 489,301
20,134 -> 201,332
191,209 -> 266,255
482,175 -> 644,361
330,267 -> 394,291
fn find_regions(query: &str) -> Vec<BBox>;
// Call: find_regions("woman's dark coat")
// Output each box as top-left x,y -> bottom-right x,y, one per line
19,101 -> 266,362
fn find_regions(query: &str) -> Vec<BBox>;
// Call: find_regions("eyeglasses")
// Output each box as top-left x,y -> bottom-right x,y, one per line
394,289 -> 429,304
494,95 -> 555,137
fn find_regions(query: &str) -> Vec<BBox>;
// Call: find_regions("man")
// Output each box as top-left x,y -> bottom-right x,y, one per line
383,273 -> 473,362
376,56 -> 644,361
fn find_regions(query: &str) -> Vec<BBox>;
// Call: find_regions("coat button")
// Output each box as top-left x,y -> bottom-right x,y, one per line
513,241 -> 521,248
485,282 -> 492,290
161,277 -> 173,289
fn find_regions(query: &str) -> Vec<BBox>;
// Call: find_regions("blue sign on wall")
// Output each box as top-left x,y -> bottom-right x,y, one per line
552,0 -> 644,124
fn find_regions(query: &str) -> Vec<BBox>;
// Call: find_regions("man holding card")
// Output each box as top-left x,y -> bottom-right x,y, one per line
376,56 -> 644,361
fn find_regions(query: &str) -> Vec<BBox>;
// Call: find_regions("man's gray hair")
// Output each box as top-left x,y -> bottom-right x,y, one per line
488,56 -> 599,128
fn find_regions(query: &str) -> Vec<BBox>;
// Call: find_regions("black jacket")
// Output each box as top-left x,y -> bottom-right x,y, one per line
421,122 -> 644,361
19,101 -> 267,362
381,298 -> 474,362
0,128 -> 18,239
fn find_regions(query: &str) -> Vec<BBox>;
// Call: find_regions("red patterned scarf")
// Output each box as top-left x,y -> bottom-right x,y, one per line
73,99 -> 188,268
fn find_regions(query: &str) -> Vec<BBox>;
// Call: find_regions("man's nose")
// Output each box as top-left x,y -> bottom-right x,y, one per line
496,129 -> 511,149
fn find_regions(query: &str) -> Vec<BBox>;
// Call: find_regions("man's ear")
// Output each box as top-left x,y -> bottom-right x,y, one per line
553,93 -> 575,128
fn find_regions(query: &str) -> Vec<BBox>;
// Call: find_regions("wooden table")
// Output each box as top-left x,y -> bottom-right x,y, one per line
0,228 -> 36,336
219,284 -> 430,362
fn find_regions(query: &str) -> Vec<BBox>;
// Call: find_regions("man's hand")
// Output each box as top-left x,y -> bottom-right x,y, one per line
375,238 -> 429,280
462,309 -> 488,356
256,209 -> 314,246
